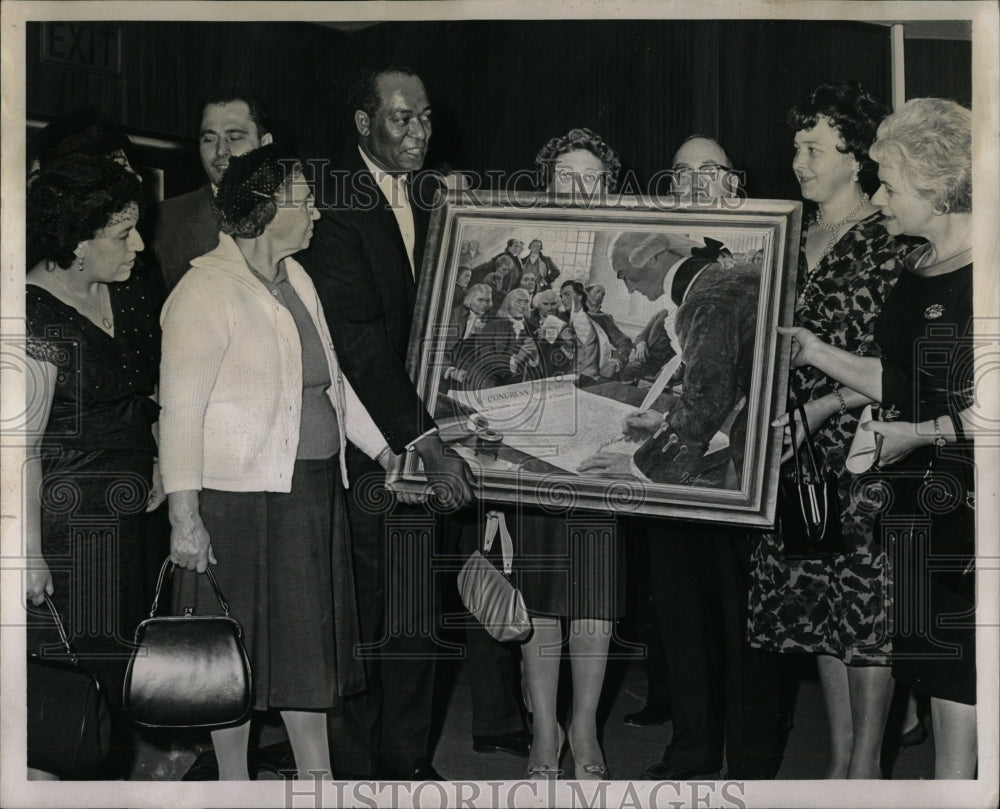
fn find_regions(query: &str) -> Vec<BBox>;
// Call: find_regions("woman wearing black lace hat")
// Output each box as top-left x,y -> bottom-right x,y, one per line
158,144 -> 392,780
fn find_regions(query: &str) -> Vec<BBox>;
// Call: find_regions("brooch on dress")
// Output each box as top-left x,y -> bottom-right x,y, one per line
924,303 -> 944,319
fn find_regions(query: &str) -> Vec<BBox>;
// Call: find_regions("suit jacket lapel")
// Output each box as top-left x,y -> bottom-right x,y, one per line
186,186 -> 219,257
410,179 -> 432,284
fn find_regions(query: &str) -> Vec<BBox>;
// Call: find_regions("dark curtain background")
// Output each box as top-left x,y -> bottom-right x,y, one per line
26,19 -> 972,202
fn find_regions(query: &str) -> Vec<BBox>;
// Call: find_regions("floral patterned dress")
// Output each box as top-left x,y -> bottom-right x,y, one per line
747,211 -> 914,664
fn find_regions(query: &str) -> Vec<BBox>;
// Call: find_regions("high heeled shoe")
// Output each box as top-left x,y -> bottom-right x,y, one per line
567,728 -> 610,781
525,726 -> 565,780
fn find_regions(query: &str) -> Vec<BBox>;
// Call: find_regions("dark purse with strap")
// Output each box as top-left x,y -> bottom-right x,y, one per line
27,595 -> 112,778
123,558 -> 253,728
777,403 -> 847,559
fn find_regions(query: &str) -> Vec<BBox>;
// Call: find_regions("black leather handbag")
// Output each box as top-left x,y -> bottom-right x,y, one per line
123,558 -> 252,728
27,595 -> 112,778
778,403 -> 847,559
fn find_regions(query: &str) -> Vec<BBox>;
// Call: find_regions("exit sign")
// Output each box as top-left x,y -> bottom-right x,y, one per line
40,22 -> 121,75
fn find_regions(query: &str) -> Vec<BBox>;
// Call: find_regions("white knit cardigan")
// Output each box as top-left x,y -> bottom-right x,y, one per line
159,233 -> 389,494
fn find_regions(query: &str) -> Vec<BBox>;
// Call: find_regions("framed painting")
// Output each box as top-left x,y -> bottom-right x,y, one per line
387,190 -> 802,525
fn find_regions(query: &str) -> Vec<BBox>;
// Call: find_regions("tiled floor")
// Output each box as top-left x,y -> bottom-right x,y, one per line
129,647 -> 937,782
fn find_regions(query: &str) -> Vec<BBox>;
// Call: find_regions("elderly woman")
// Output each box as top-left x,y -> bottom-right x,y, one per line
24,154 -> 161,778
747,81 -> 914,779
159,145 -> 391,780
779,98 -> 975,779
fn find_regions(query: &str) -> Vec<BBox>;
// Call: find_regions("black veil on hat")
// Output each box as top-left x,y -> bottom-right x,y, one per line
212,143 -> 300,238
34,106 -> 134,166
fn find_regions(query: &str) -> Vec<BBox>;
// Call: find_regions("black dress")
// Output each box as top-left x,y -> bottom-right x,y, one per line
25,274 -> 161,707
870,248 -> 975,704
460,504 -> 624,621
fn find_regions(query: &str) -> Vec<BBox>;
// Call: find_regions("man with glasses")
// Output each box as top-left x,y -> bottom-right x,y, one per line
587,135 -> 787,779
670,134 -> 742,206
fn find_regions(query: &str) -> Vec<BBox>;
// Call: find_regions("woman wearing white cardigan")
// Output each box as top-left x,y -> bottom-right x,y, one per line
159,145 -> 391,781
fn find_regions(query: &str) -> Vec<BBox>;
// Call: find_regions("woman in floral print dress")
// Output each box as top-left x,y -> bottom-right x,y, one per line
747,82 -> 914,779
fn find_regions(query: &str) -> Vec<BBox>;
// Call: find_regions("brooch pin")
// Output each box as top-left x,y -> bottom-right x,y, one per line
924,303 -> 944,319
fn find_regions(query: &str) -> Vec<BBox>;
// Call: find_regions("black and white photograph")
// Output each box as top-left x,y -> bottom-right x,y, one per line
1,3 -> 997,809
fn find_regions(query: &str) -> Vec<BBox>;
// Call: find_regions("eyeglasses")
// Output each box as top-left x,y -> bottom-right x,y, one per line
671,164 -> 732,182
554,169 -> 609,187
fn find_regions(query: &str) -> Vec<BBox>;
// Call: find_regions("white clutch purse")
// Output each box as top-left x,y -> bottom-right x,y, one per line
845,405 -> 883,473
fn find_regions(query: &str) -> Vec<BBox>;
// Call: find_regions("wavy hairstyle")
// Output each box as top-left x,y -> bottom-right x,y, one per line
27,154 -> 141,269
869,97 -> 972,215
535,127 -> 622,192
497,288 -> 531,319
559,279 -> 590,312
787,81 -> 889,184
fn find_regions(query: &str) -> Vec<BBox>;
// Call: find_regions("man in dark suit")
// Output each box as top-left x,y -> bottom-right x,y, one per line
297,67 -> 526,780
442,283 -> 492,390
495,238 -> 525,279
153,91 -> 273,292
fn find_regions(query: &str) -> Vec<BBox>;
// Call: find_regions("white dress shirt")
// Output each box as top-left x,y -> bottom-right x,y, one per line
359,146 -> 416,275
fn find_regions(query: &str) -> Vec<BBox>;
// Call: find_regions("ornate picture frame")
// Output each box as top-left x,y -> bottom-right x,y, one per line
387,190 -> 802,526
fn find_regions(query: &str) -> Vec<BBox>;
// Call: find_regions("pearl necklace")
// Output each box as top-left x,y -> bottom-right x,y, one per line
814,193 -> 870,263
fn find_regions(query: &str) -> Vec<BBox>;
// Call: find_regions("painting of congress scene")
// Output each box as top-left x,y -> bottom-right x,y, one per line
390,196 -> 800,524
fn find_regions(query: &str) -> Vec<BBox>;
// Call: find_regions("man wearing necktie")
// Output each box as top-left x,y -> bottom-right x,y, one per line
296,67 -> 528,780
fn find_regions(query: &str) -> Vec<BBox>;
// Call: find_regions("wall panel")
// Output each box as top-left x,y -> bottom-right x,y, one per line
26,18 -> 954,206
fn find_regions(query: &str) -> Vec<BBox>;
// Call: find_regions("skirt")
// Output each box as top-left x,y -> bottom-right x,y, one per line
459,505 -> 624,621
173,456 -> 361,711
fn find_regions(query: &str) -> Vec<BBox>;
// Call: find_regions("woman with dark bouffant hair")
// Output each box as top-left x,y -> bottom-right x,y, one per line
159,144 -> 391,780
24,154 -> 161,779
748,81 -> 917,778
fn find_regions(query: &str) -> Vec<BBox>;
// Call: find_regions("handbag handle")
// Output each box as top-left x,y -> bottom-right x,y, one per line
788,403 -> 822,484
788,402 -> 829,538
38,594 -> 78,665
148,557 -> 231,619
483,511 -> 514,576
